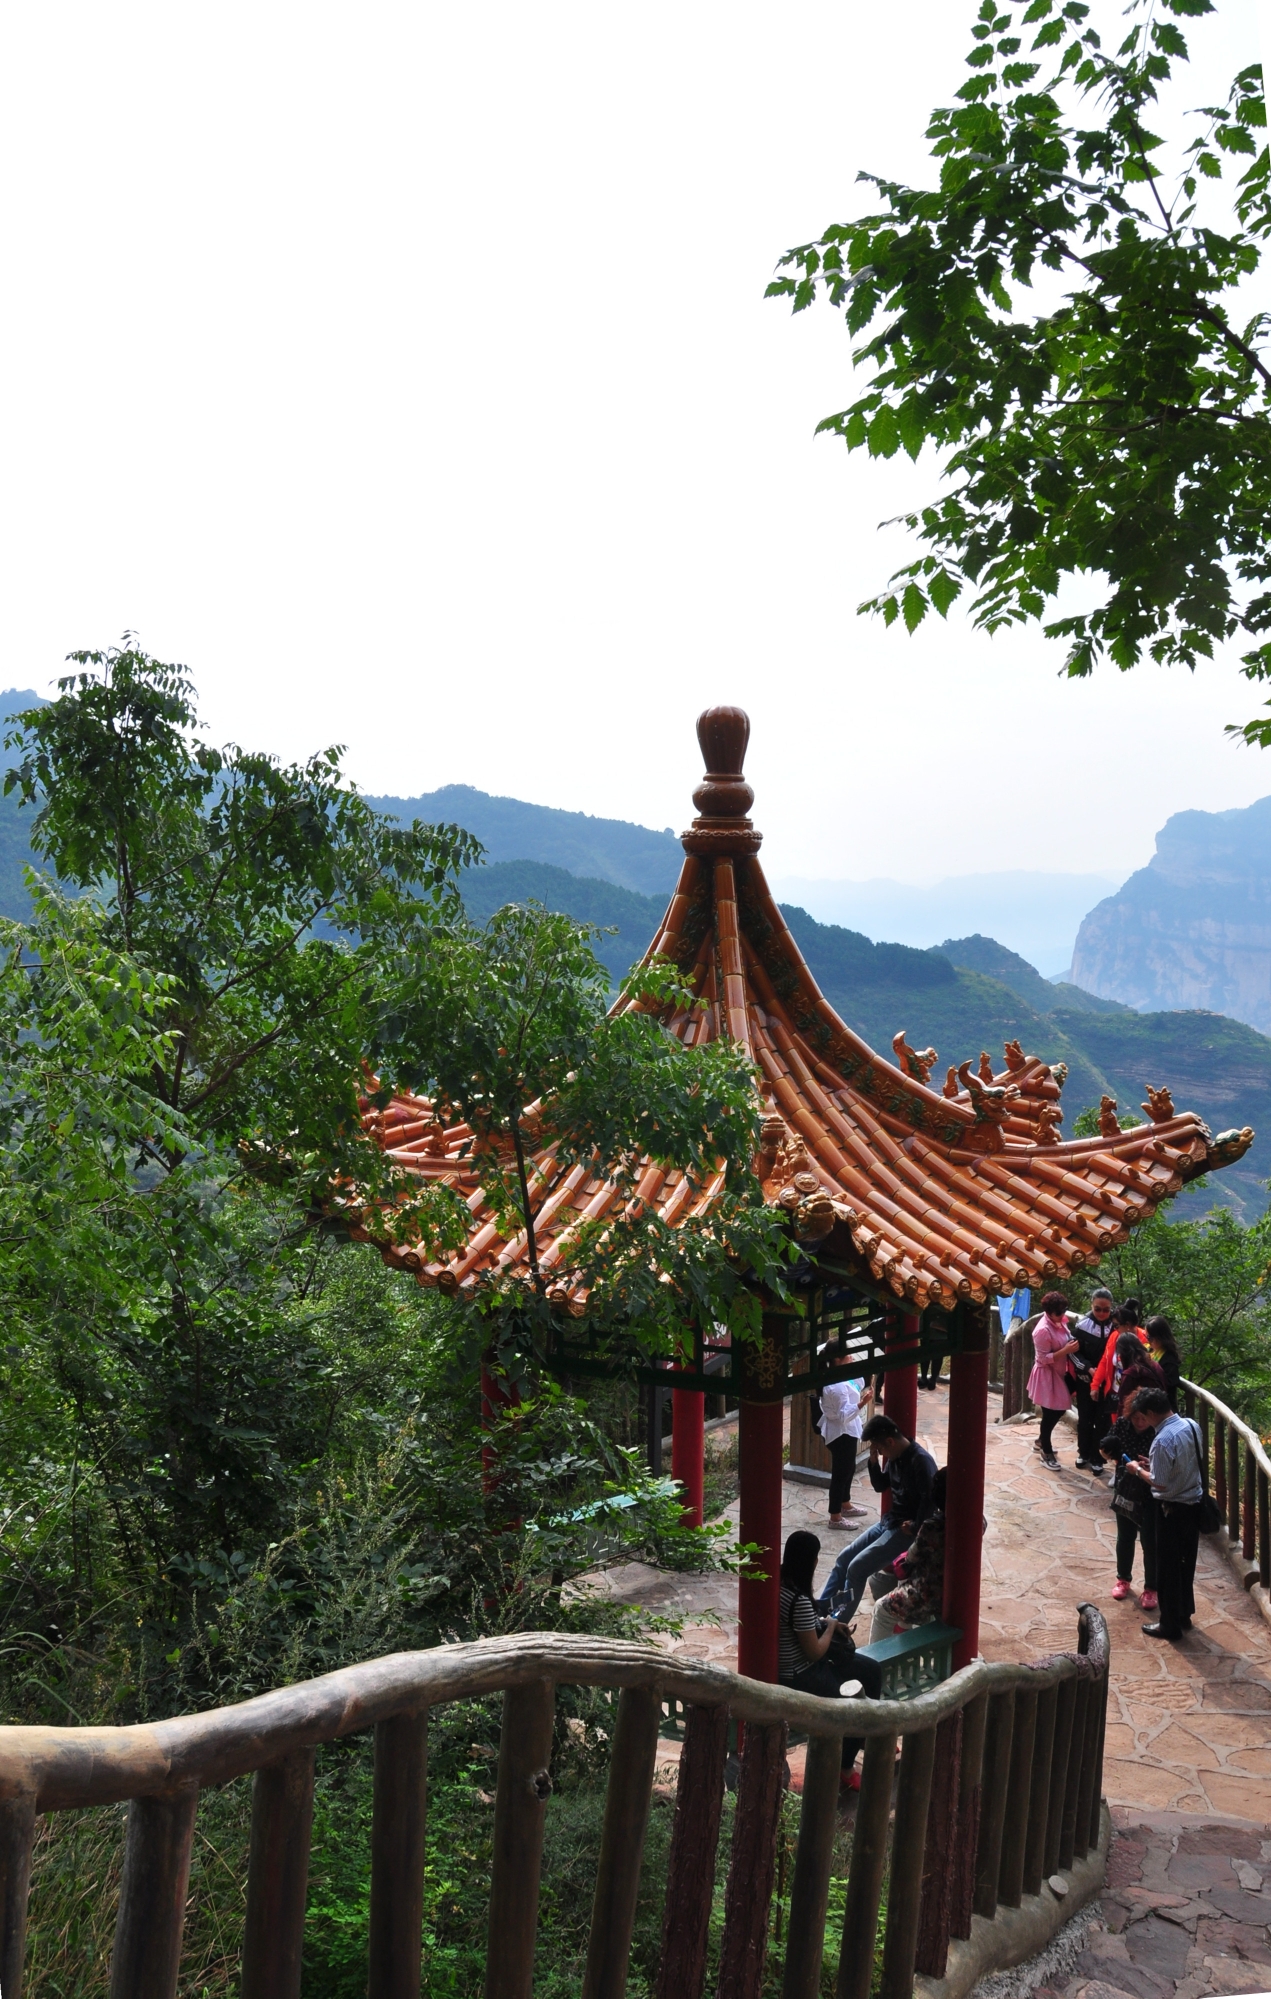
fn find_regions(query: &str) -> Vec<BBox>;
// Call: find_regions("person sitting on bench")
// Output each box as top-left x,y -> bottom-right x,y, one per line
869,1468 -> 947,1642
778,1530 -> 883,1791
815,1414 -> 937,1621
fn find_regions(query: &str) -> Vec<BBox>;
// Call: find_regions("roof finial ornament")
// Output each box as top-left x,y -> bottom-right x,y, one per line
681,704 -> 763,857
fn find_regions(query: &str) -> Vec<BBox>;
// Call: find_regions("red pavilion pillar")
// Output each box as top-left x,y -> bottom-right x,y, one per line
671,1376 -> 705,1529
736,1315 -> 784,1684
881,1311 -> 921,1515
943,1302 -> 990,1670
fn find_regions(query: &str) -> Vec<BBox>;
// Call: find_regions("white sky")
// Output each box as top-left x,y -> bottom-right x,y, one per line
0,0 -> 1265,886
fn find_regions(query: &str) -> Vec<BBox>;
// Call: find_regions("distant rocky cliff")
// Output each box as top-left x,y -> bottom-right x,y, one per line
1071,794 -> 1271,1034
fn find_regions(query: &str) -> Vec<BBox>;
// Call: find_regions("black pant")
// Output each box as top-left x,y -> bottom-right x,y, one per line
828,1435 -> 857,1515
1039,1407 -> 1062,1455
791,1650 -> 884,1767
1155,1500 -> 1200,1635
920,1353 -> 943,1389
1115,1503 -> 1157,1587
1073,1383 -> 1104,1462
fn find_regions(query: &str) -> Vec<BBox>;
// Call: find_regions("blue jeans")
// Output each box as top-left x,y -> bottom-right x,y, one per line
816,1517 -> 911,1619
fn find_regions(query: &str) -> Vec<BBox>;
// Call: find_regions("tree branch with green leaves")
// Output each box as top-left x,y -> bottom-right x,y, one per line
375,905 -> 796,1376
768,0 -> 1271,738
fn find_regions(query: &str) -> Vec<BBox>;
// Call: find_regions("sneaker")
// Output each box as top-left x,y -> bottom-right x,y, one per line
1140,1589 -> 1158,1611
1112,1577 -> 1131,1601
1075,1456 -> 1092,1470
1088,1461 -> 1106,1476
1041,1451 -> 1061,1469
828,1515 -> 848,1528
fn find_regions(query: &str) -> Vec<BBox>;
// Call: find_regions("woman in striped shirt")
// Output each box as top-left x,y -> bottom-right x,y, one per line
778,1530 -> 883,1788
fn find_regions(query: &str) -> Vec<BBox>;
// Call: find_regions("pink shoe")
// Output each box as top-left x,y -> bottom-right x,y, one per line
1140,1588 -> 1158,1611
1112,1578 -> 1131,1601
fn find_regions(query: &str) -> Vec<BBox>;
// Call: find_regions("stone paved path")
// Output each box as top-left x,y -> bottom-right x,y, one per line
587,1385 -> 1271,1994
1041,1809 -> 1271,1999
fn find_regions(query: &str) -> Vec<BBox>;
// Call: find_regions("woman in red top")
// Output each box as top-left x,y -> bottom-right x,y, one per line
1089,1303 -> 1147,1403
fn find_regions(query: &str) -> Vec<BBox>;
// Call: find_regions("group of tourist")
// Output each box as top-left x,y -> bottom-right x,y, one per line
779,1402 -> 944,1787
1029,1289 -> 1203,1641
775,1294 -> 1202,1788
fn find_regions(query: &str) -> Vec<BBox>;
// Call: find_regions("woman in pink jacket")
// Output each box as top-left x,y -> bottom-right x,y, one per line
1030,1291 -> 1079,1470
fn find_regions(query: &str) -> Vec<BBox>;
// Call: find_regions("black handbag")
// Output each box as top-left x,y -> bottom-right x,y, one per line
1190,1426 -> 1222,1534
826,1622 -> 857,1669
1109,1464 -> 1146,1526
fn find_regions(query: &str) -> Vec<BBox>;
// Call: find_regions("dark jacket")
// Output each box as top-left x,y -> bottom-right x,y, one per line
1151,1347 -> 1181,1408
1117,1357 -> 1169,1410
867,1441 -> 937,1530
1071,1312 -> 1112,1377
1099,1412 -> 1158,1464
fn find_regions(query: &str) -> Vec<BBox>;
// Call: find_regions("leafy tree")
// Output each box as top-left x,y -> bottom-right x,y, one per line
0,647 -> 783,1717
5,644 -> 477,1220
769,0 -> 1271,738
1069,1203 -> 1271,1423
0,647 -> 489,1602
374,902 -> 795,1375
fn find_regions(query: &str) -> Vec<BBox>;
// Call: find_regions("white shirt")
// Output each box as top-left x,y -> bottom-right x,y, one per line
819,1377 -> 866,1443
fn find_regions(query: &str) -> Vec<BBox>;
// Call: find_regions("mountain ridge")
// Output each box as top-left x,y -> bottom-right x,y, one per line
1072,792 -> 1271,1034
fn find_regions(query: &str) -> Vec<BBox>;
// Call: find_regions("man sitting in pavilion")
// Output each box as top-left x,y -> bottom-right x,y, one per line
815,1413 -> 938,1622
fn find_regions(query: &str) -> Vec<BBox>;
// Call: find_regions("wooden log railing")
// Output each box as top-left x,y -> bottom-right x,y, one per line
0,1610 -> 1109,1999
1182,1378 -> 1271,1590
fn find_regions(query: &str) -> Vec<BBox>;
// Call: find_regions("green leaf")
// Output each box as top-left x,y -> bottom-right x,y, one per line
867,406 -> 900,459
928,569 -> 963,617
901,582 -> 928,632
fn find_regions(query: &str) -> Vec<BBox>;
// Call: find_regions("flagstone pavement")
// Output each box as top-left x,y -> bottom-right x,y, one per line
585,1385 -> 1271,1998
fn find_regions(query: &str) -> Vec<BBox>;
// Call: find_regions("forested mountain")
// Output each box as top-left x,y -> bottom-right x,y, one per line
367,784 -> 682,896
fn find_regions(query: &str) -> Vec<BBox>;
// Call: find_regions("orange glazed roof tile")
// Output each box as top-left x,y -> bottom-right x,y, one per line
359,707 -> 1253,1310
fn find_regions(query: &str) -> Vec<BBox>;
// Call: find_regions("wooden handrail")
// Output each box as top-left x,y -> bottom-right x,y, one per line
1180,1377 -> 1271,1584
1181,1376 -> 1271,1478
0,1611 -> 1111,1999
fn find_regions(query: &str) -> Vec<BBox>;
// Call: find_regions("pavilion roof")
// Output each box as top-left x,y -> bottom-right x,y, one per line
359,707 -> 1253,1311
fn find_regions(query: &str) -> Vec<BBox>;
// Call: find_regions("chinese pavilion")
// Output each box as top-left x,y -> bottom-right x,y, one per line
360,707 -> 1253,1682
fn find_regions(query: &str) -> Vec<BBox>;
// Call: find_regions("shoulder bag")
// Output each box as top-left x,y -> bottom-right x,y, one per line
1109,1461 -> 1146,1526
1189,1423 -> 1223,1535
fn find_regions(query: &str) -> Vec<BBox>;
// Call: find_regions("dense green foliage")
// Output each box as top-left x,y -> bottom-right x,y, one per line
771,0 -> 1271,736
0,647 -> 783,1990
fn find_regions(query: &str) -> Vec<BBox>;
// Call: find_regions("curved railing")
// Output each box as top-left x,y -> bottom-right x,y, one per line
0,1613 -> 1109,1999
1181,1377 -> 1271,1589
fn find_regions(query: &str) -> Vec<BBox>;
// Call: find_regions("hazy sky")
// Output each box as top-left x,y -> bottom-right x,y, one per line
0,1 -> 1265,886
